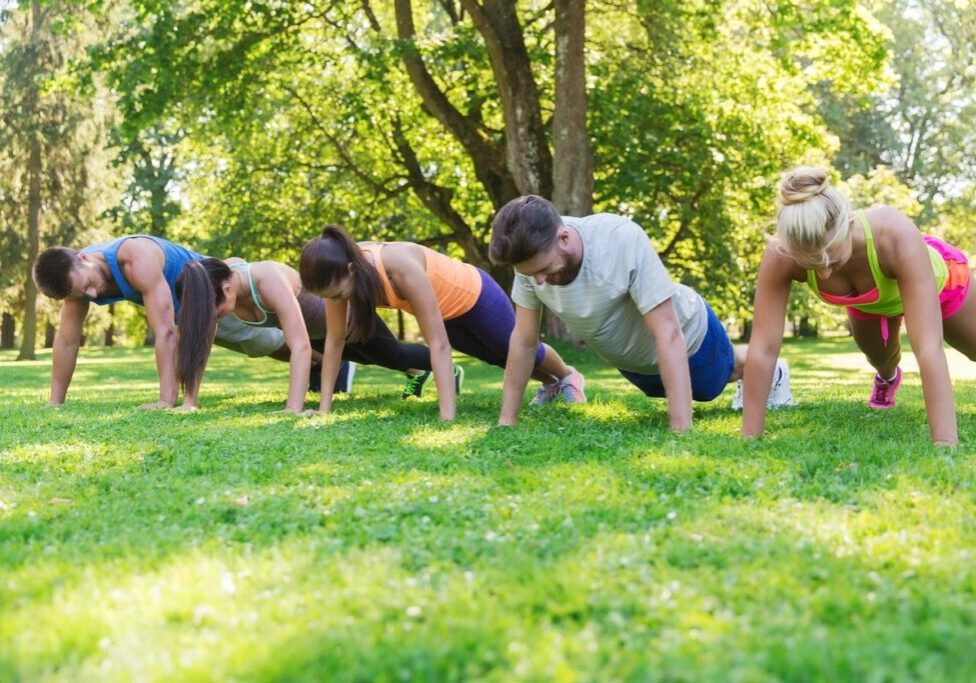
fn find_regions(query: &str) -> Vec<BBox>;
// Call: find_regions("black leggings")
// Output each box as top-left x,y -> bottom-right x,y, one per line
311,313 -> 432,372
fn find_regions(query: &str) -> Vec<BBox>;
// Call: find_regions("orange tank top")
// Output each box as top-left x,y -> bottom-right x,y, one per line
359,243 -> 482,320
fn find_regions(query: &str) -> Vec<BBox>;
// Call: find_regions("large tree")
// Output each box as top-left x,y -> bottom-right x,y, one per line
88,0 -> 888,319
0,1 -> 114,359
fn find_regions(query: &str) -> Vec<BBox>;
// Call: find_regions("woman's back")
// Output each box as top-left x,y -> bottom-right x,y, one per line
360,242 -> 481,320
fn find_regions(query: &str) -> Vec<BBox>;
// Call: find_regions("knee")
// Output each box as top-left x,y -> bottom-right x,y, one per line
863,343 -> 900,367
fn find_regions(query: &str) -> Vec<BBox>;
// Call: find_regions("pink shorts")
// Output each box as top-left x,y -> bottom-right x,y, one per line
848,235 -> 971,343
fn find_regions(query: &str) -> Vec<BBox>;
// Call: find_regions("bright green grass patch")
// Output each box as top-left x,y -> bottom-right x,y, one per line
1,338 -> 975,682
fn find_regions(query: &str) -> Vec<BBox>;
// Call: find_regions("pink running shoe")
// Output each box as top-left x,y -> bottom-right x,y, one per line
558,366 -> 587,404
529,367 -> 587,406
868,367 -> 903,409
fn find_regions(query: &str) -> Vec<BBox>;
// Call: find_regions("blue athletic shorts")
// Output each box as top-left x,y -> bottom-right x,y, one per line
618,302 -> 734,402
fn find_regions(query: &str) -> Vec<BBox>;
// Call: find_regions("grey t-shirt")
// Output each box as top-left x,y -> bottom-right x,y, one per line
511,213 -> 708,375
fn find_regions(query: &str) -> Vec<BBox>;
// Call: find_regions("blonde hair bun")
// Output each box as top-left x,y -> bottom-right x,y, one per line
780,167 -> 831,205
776,166 -> 851,258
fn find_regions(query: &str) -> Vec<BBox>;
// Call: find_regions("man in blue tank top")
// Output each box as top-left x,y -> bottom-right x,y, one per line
32,235 -> 288,408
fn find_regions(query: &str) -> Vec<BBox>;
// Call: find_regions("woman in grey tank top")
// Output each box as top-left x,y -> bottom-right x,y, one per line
176,257 -> 433,411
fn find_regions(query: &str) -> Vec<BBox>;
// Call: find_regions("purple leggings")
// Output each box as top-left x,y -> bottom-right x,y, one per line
444,269 -> 546,369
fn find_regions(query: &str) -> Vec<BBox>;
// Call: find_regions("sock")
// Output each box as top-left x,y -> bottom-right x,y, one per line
879,370 -> 898,383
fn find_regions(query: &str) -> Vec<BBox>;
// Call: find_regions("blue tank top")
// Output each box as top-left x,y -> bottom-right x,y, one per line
81,235 -> 205,313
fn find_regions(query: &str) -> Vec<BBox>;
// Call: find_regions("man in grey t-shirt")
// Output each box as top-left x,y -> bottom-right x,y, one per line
489,195 -> 792,430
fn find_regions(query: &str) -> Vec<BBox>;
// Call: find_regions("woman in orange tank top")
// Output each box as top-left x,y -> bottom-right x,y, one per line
299,225 -> 583,421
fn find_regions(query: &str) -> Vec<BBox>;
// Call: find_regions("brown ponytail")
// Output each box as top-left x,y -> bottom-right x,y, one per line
299,225 -> 380,343
175,258 -> 232,394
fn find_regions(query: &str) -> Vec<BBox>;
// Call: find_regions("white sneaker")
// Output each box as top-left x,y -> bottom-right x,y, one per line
731,359 -> 795,410
767,359 -> 795,409
731,379 -> 744,410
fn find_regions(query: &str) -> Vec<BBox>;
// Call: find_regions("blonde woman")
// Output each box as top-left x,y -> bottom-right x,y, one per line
742,167 -> 975,446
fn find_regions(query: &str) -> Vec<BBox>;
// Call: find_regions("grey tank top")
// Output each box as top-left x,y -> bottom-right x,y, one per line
231,263 -> 326,339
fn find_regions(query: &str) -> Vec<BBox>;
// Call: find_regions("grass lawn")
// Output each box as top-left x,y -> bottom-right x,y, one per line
1,337 -> 975,682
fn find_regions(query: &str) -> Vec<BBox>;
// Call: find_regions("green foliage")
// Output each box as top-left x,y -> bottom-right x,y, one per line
0,1 -> 122,341
588,0 -> 888,319
80,1 -> 891,312
106,124 -> 185,236
5,0 -> 972,338
2,341 -> 976,679
844,166 -> 923,217
825,0 -> 976,228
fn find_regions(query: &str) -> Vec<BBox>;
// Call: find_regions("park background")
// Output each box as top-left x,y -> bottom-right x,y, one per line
1,0 -> 975,349
3,1 -> 976,681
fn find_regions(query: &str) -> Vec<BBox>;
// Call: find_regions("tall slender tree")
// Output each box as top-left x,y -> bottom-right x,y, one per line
0,0 -> 117,358
17,1 -> 45,360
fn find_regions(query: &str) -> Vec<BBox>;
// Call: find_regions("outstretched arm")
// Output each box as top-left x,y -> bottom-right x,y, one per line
498,305 -> 543,426
49,299 -> 89,405
257,266 -> 312,412
396,266 -> 456,421
122,241 -> 178,408
642,299 -> 692,431
318,298 -> 349,414
140,278 -> 179,407
741,245 -> 795,437
883,210 -> 956,445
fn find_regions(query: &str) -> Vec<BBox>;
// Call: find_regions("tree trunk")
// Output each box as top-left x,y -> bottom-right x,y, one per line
137,140 -> 172,237
543,310 -> 583,347
739,319 -> 752,343
552,0 -> 592,217
104,303 -> 115,346
44,322 -> 56,348
393,0 -> 518,209
462,0 -> 553,197
149,166 -> 168,237
796,316 -> 818,338
545,0 -> 590,346
17,1 -> 43,362
1,313 -> 14,349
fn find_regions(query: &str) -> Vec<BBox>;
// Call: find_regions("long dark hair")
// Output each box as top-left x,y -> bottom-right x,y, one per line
299,225 -> 380,343
175,258 -> 233,394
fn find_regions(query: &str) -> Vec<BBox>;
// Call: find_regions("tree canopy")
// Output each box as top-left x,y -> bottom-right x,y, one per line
1,0 -> 974,350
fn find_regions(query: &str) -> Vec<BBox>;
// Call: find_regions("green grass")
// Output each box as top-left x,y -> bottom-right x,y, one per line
1,338 -> 976,682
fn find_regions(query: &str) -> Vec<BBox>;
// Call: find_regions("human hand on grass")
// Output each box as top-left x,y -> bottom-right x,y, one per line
171,403 -> 197,413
